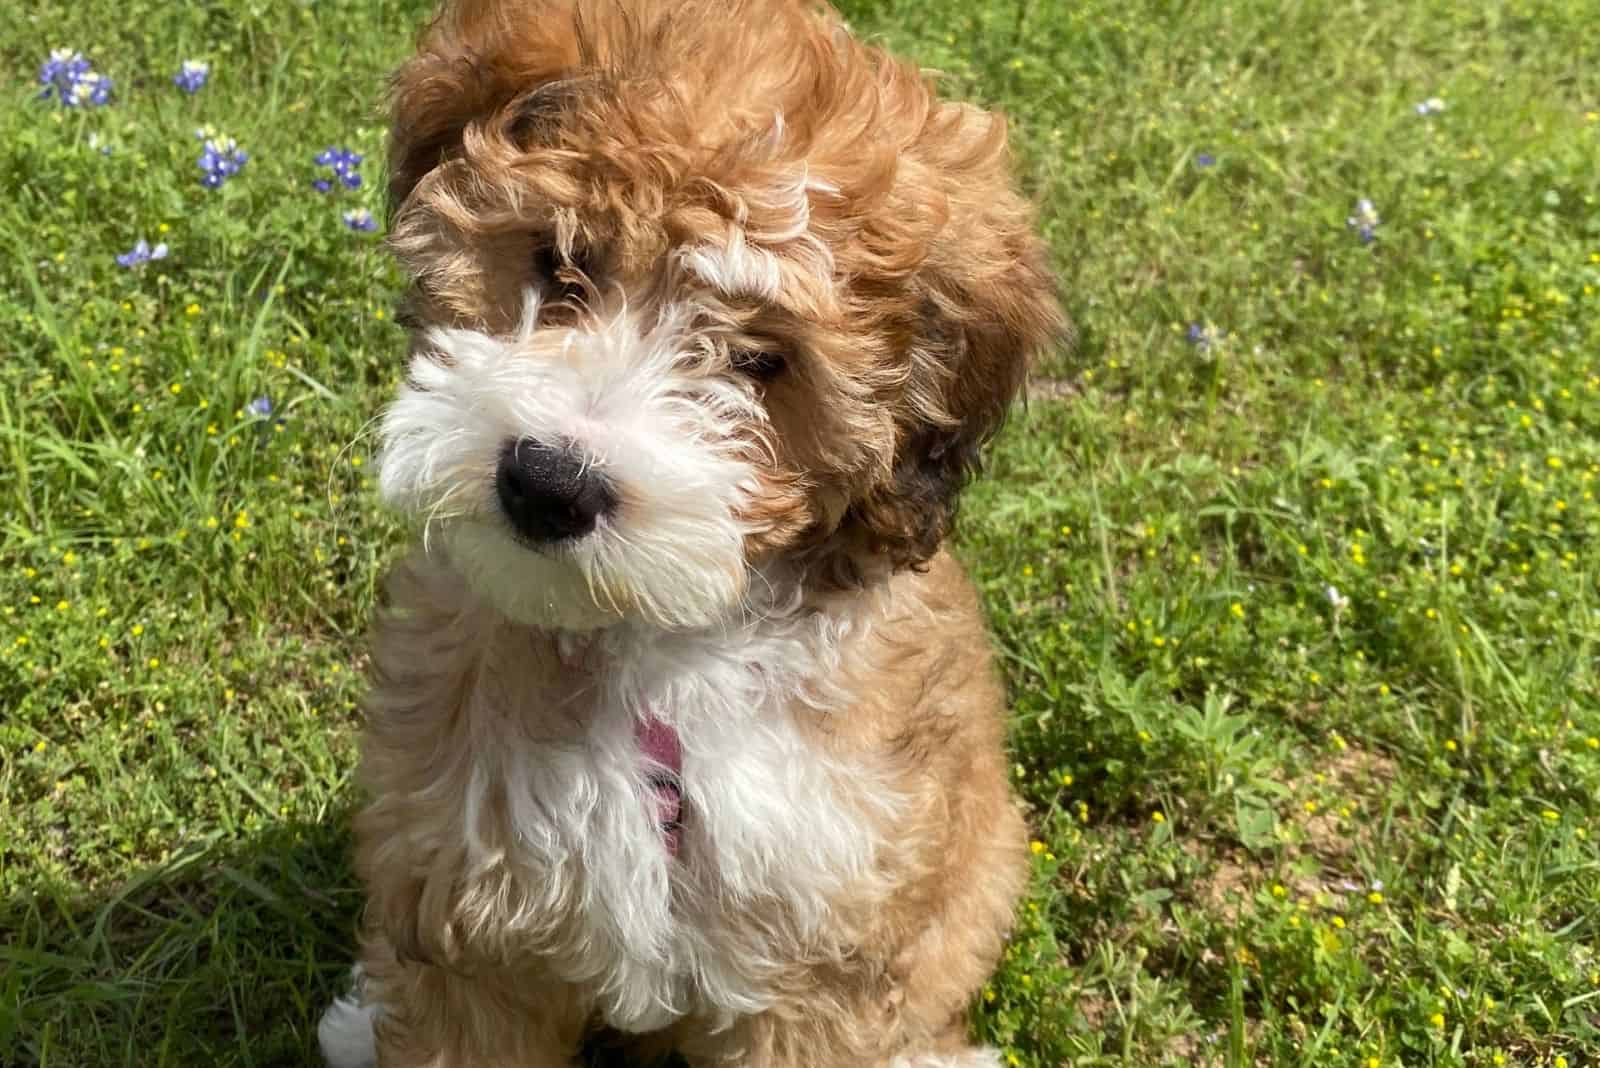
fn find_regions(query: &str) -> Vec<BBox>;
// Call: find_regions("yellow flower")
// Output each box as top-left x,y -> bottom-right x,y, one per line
169,383 -> 182,395
1428,1012 -> 1444,1029
1271,884 -> 1287,899
1331,915 -> 1345,929
1059,771 -> 1073,786
185,303 -> 202,317
1542,809 -> 1560,821
1367,891 -> 1384,905
1151,811 -> 1165,824
148,657 -> 161,669
1030,840 -> 1045,855
55,600 -> 70,611
1230,602 -> 1245,619
131,624 -> 144,636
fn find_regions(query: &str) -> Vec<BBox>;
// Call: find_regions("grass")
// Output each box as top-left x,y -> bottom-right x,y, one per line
1,0 -> 1598,1064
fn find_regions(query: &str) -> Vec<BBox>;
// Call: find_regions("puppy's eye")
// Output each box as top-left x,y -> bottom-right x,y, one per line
532,245 -> 586,302
731,348 -> 787,381
532,244 -> 561,283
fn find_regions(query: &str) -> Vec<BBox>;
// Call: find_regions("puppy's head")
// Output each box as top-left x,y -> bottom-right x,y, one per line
379,0 -> 1062,630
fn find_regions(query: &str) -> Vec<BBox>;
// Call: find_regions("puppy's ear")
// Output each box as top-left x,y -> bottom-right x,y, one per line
387,0 -> 581,211
828,105 -> 1064,581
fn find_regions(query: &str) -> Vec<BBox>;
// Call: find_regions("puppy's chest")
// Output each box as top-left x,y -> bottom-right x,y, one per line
472,628 -> 892,929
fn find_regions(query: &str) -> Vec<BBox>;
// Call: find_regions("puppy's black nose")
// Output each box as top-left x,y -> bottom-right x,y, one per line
494,437 -> 613,543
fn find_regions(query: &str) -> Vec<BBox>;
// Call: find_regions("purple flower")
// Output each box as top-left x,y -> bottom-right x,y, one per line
342,208 -> 378,233
1346,198 -> 1380,244
195,127 -> 248,189
115,239 -> 169,268
173,59 -> 210,95
246,396 -> 273,418
313,146 -> 365,192
37,49 -> 97,105
39,49 -> 91,88
1195,151 -> 1217,168
37,50 -> 113,108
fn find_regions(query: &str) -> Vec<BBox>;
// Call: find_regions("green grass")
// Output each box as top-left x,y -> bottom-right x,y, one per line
2,0 -> 1598,1065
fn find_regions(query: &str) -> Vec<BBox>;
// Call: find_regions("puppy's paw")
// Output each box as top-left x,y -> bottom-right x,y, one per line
318,966 -> 379,1068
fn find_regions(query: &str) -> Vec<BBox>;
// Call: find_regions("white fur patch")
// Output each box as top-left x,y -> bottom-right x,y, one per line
317,967 -> 377,1068
679,237 -> 784,301
356,557 -> 897,1035
377,299 -> 766,631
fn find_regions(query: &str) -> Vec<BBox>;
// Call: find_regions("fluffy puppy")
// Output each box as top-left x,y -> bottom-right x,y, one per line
319,1 -> 1062,1066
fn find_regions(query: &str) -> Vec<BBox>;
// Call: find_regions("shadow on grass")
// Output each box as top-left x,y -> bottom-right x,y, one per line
2,813 -> 681,1068
2,815 -> 362,1068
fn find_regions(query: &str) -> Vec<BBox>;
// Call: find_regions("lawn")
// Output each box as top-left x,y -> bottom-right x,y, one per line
2,0 -> 1598,1065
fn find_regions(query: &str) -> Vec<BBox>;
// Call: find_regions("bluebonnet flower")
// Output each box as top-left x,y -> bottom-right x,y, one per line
342,208 -> 379,233
1195,151 -> 1217,168
1186,321 -> 1224,352
195,127 -> 248,188
246,396 -> 273,418
173,59 -> 210,94
115,239 -> 169,268
39,49 -> 90,89
1414,97 -> 1445,116
313,146 -> 365,192
38,50 -> 114,107
37,49 -> 91,102
68,72 -> 114,108
1346,198 -> 1380,243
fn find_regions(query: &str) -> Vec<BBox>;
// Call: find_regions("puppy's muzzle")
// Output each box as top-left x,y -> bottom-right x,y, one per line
495,437 -> 615,544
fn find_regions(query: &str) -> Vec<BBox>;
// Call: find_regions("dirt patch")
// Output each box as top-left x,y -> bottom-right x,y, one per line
1182,742 -> 1401,917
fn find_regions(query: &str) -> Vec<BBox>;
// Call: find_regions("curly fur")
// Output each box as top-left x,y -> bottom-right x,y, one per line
322,1 -> 1062,1065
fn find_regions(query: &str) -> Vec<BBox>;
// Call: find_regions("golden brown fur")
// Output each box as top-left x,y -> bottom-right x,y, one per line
332,1 -> 1062,1065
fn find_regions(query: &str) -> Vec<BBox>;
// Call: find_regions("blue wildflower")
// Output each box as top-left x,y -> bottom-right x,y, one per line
115,239 -> 169,268
37,49 -> 91,102
313,146 -> 365,192
69,72 -> 114,108
173,59 -> 210,94
1195,151 -> 1217,168
195,127 -> 248,189
1186,321 -> 1224,352
38,50 -> 113,108
1346,198 -> 1380,244
246,396 -> 273,418
342,208 -> 378,233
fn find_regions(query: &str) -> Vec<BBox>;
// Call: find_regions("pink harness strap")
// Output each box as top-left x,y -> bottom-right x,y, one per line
634,711 -> 683,857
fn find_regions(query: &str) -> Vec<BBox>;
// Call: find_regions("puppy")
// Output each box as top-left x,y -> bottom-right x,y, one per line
319,1 -> 1062,1065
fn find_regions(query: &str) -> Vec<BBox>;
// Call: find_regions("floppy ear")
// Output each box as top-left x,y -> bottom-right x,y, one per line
824,106 -> 1064,582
